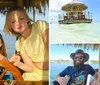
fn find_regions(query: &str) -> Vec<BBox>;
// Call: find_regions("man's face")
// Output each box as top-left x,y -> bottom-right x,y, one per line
73,53 -> 85,67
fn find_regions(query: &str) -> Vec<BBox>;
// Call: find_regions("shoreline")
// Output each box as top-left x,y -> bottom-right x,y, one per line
50,60 -> 99,63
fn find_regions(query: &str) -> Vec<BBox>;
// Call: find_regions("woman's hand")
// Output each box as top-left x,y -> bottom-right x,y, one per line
9,53 -> 34,72
9,54 -> 21,66
55,76 -> 68,85
0,54 -> 4,60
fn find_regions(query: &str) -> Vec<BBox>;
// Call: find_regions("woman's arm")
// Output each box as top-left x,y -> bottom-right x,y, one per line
12,28 -> 49,71
21,53 -> 49,70
15,61 -> 35,72
32,62 -> 49,70
13,53 -> 48,71
10,54 -> 34,72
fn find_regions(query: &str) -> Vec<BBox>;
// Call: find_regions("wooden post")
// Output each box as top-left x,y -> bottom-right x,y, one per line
88,12 -> 90,19
16,0 -> 23,7
33,8 -> 35,22
67,12 -> 69,19
84,11 -> 86,19
91,13 -> 92,20
59,14 -> 60,20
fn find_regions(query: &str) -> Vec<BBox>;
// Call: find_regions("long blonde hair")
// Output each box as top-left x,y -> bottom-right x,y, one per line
0,34 -> 7,58
4,6 -> 32,36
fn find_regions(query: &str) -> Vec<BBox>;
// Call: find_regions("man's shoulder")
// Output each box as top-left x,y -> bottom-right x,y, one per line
84,64 -> 92,67
67,66 -> 73,68
83,64 -> 94,70
67,66 -> 74,70
62,66 -> 74,71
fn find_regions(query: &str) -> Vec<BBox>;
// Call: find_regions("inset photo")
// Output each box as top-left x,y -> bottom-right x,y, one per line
50,44 -> 99,85
0,0 -> 49,84
50,0 -> 100,43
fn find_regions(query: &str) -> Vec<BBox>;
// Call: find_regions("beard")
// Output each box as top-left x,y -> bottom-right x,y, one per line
74,61 -> 84,68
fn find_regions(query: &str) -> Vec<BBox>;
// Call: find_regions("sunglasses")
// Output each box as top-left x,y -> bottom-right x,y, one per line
74,56 -> 84,60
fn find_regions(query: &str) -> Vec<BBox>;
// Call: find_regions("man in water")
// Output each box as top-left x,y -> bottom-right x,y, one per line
53,49 -> 98,85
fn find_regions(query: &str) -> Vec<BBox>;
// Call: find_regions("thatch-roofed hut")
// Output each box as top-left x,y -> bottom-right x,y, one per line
61,0 -> 88,12
59,0 -> 92,24
0,0 -> 49,21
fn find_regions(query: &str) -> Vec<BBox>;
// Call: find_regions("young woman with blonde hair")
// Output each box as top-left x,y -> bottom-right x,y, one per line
4,6 -> 49,81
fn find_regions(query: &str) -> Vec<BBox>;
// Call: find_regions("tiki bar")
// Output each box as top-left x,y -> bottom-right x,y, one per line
58,0 -> 92,24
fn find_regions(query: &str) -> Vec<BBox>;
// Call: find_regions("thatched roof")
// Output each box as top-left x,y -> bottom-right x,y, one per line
60,44 -> 100,51
0,0 -> 49,14
61,0 -> 88,12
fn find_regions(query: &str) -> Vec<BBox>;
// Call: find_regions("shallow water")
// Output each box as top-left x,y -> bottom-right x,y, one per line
50,22 -> 100,43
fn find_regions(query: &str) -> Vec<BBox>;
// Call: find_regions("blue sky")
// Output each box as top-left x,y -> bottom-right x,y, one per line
0,7 -> 49,30
50,44 -> 99,61
50,0 -> 100,23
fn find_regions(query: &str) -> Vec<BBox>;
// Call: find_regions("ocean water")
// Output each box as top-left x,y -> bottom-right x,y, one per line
50,62 -> 98,85
50,22 -> 100,43
0,30 -> 16,59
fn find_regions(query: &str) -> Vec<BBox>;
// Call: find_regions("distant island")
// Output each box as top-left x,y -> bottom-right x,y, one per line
50,59 -> 70,63
89,60 -> 99,63
50,59 -> 99,63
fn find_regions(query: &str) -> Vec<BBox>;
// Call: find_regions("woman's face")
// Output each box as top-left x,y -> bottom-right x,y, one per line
0,39 -> 2,48
9,11 -> 28,34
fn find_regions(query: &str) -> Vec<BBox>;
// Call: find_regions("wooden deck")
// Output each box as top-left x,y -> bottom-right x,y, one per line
59,19 -> 92,24
0,80 -> 49,85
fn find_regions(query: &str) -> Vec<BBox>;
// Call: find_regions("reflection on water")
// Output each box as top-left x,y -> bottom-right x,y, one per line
50,22 -> 100,43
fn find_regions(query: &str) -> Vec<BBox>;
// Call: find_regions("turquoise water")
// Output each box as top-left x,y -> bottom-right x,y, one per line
50,62 -> 98,85
50,22 -> 100,43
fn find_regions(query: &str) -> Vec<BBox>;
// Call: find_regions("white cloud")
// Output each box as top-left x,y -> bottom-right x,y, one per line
50,11 -> 60,20
50,0 -> 72,23
89,56 -> 98,61
50,0 -> 72,11
50,55 -> 59,60
50,54 -> 72,60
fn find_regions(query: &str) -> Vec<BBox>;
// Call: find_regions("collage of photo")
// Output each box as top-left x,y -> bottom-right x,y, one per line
0,0 -> 100,85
